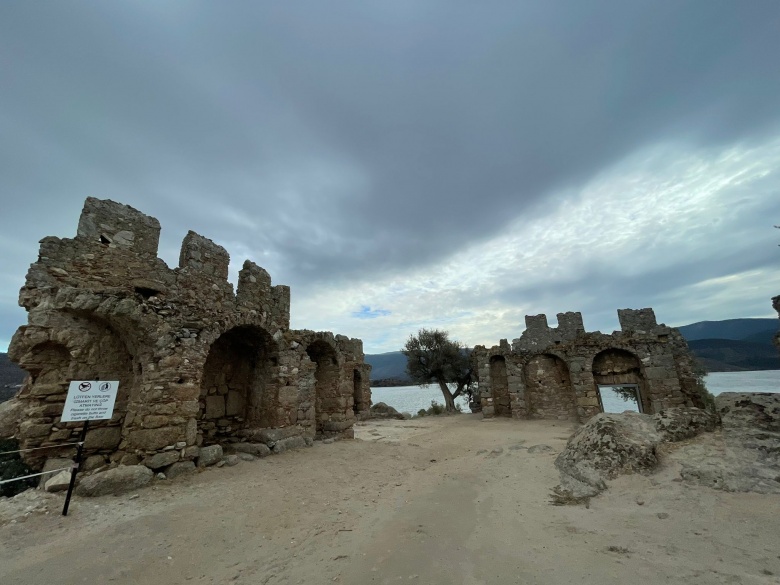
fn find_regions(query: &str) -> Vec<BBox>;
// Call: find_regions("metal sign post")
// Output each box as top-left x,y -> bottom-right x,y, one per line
59,380 -> 119,516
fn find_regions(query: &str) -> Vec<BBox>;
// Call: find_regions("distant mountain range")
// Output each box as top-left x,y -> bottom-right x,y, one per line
0,353 -> 25,402
0,318 -> 777,400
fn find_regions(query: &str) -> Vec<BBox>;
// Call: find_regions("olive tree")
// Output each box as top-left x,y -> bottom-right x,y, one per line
402,328 -> 473,412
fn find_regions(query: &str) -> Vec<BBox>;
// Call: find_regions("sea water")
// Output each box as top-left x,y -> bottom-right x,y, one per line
370,370 -> 780,416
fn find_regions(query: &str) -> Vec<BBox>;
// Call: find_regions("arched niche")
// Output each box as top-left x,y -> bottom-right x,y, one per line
591,348 -> 649,413
200,325 -> 278,439
524,354 -> 577,420
306,340 -> 340,436
489,355 -> 511,417
15,312 -> 135,456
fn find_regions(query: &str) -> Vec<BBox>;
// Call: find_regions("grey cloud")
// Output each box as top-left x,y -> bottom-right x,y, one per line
1,1 -> 779,350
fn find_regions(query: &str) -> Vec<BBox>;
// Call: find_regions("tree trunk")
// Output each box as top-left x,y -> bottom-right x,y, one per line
437,380 -> 457,412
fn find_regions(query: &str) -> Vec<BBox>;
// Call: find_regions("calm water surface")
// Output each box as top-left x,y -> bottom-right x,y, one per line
371,370 -> 780,415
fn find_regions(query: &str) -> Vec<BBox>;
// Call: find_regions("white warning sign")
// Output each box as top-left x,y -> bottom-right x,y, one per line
61,380 -> 119,422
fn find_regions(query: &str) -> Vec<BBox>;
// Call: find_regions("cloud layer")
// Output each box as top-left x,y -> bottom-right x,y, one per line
1,2 -> 779,353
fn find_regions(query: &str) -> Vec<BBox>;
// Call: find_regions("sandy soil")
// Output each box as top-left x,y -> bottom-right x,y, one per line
1,415 -> 779,585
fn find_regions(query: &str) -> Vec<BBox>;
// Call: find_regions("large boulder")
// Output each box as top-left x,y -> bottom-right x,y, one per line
271,436 -> 307,454
75,465 -> 153,497
164,461 -> 195,479
197,444 -> 223,467
231,442 -> 271,458
369,402 -> 405,420
143,451 -> 180,470
554,412 -> 662,497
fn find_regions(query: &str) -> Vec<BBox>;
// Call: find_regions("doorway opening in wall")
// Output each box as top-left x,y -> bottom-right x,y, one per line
597,384 -> 642,413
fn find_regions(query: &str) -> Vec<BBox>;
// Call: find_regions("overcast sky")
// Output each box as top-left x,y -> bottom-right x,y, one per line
1,1 -> 780,354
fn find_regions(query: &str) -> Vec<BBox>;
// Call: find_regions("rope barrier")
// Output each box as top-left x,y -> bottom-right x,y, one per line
0,442 -> 83,457
0,466 -> 73,486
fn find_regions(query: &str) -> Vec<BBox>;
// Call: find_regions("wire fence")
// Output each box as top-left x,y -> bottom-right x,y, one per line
0,442 -> 83,457
0,466 -> 73,486
0,441 -> 83,488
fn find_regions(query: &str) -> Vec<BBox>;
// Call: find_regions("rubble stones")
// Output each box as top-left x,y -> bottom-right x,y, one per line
271,436 -> 307,454
164,461 -> 195,479
4,197 -> 371,476
82,455 -> 107,472
143,451 -> 180,470
75,465 -> 153,497
44,470 -> 71,493
231,442 -> 271,458
37,458 -> 73,489
197,444 -> 223,467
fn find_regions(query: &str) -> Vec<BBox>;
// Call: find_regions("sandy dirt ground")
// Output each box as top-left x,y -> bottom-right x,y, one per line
1,414 -> 779,585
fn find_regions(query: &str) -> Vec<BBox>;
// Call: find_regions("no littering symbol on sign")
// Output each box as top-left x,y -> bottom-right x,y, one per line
61,380 -> 120,422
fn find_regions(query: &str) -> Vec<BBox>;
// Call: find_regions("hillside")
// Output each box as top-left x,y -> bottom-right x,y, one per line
677,318 -> 779,372
0,353 -> 25,402
687,338 -> 780,371
364,351 -> 410,382
676,318 -> 778,341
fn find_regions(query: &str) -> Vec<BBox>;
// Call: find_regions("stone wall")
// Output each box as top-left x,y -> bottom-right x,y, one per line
5,197 -> 371,469
472,308 -> 708,423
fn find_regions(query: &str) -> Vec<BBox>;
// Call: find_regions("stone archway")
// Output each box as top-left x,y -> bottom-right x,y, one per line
200,325 -> 277,440
14,314 -> 136,460
489,355 -> 511,417
306,341 -> 340,437
524,354 -> 577,420
591,348 -> 649,413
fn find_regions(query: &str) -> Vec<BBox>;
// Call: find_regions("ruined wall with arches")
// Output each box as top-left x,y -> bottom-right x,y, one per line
472,309 -> 707,423
5,197 -> 371,471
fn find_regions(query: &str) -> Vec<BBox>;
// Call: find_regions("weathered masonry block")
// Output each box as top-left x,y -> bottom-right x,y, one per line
472,308 -> 708,422
5,197 -> 372,471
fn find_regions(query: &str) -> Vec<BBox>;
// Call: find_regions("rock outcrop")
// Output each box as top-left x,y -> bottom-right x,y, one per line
673,392 -> 780,494
555,407 -> 718,497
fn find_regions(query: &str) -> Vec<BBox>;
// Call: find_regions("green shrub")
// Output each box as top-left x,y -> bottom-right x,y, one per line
0,438 -> 37,497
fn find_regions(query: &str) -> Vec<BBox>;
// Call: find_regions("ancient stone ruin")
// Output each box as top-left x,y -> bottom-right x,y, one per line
5,197 -> 372,472
471,309 -> 707,422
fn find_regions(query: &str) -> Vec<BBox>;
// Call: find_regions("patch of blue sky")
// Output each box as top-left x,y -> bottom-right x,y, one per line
352,306 -> 391,319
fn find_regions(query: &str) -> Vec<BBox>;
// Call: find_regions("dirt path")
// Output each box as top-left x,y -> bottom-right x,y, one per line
1,415 -> 779,585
